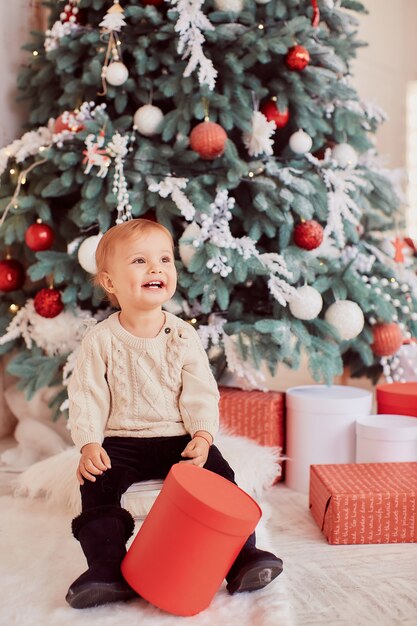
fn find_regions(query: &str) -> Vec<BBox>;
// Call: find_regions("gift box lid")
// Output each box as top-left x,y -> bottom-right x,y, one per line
310,462 -> 417,495
356,415 -> 417,442
309,463 -> 417,545
286,385 -> 372,414
376,382 -> 417,409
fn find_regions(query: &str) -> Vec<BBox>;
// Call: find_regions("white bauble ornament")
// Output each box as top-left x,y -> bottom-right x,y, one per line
324,300 -> 364,340
179,222 -> 202,268
77,233 -> 103,274
289,129 -> 313,154
133,104 -> 164,137
289,285 -> 323,320
331,143 -> 358,168
105,61 -> 129,86
214,0 -> 244,10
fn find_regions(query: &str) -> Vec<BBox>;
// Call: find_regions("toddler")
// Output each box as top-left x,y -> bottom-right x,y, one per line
66,218 -> 283,609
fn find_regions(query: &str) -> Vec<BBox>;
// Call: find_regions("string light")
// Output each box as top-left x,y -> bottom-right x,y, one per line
9,168 -> 15,175
9,304 -> 19,314
258,24 -> 264,30
32,50 -> 39,57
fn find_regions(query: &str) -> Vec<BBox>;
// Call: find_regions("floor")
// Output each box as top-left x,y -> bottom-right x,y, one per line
266,486 -> 417,626
1,437 -> 416,625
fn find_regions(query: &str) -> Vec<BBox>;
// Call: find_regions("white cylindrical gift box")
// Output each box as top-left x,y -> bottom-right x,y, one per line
356,414 -> 417,463
286,385 -> 372,493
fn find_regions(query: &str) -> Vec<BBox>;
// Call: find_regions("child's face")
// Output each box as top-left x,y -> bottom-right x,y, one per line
102,229 -> 177,311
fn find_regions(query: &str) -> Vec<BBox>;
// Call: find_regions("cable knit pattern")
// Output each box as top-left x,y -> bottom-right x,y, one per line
67,311 -> 219,450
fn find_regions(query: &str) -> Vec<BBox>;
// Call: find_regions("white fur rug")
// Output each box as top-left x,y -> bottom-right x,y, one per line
13,430 -> 281,516
0,431 -> 290,625
0,493 -> 291,626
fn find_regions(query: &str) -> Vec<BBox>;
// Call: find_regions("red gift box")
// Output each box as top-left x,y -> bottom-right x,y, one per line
218,387 -> 285,480
376,382 -> 417,417
309,462 -> 417,545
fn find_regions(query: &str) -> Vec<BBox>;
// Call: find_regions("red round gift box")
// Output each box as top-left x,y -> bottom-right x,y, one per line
121,463 -> 261,616
376,382 -> 417,417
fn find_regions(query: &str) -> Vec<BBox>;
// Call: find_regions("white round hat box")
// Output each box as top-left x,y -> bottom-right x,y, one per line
286,385 -> 372,493
356,414 -> 417,463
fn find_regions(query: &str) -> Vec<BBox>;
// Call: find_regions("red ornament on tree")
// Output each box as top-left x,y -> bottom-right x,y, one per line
25,222 -> 55,252
60,0 -> 83,24
286,45 -> 310,71
34,288 -> 64,318
260,100 -> 289,129
189,121 -> 228,160
293,220 -> 324,250
0,258 -> 25,292
371,323 -> 403,357
54,111 -> 84,134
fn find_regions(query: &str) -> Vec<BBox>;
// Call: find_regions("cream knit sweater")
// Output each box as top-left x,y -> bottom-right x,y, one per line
68,311 -> 220,450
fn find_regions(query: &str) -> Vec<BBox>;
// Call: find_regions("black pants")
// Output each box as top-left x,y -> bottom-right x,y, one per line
81,434 -> 255,550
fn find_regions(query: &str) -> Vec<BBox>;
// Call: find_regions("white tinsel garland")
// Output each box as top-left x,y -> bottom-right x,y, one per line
0,301 -> 95,357
242,111 -> 275,157
0,126 -> 53,177
148,176 -> 196,220
187,188 -> 295,304
107,131 -> 134,222
197,314 -> 227,349
321,168 -> 366,248
223,334 -> 267,391
340,245 -> 375,273
44,20 -> 81,52
170,0 -> 217,90
82,128 -> 135,222
0,102 -> 105,177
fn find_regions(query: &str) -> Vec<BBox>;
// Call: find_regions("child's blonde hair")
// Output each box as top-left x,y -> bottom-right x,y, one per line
94,218 -> 175,308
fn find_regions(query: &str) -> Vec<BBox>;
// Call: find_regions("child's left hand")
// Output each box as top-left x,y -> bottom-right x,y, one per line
180,436 -> 210,467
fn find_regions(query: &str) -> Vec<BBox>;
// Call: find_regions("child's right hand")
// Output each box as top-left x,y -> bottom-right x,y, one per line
77,443 -> 111,485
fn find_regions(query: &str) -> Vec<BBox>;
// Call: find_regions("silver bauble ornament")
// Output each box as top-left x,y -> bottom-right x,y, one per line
289,129 -> 313,154
289,285 -> 323,320
214,0 -> 244,10
105,61 -> 129,86
324,300 -> 364,340
133,104 -> 164,137
331,143 -> 358,168
77,233 -> 103,274
179,222 -> 202,268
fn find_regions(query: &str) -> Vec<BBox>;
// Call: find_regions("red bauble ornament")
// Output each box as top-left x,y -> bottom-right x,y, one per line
0,259 -> 25,292
260,100 -> 289,129
25,222 -> 55,252
189,121 -> 228,160
54,112 -> 84,134
371,323 -> 403,357
34,288 -> 64,318
293,220 -> 324,250
60,0 -> 84,24
286,45 -> 310,71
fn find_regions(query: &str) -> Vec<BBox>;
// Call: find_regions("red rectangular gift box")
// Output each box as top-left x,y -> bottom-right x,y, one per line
309,462 -> 417,545
376,382 -> 417,417
218,386 -> 285,480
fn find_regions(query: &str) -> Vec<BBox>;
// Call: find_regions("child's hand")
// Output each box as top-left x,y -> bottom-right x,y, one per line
77,443 -> 111,485
180,436 -> 210,467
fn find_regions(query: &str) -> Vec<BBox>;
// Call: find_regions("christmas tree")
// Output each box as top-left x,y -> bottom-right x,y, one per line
1,0 -> 416,416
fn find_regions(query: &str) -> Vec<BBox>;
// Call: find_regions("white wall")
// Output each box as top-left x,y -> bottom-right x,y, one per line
351,0 -> 417,169
0,0 -> 47,146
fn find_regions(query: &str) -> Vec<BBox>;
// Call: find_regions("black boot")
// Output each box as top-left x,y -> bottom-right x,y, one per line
226,546 -> 283,595
66,505 -> 137,609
